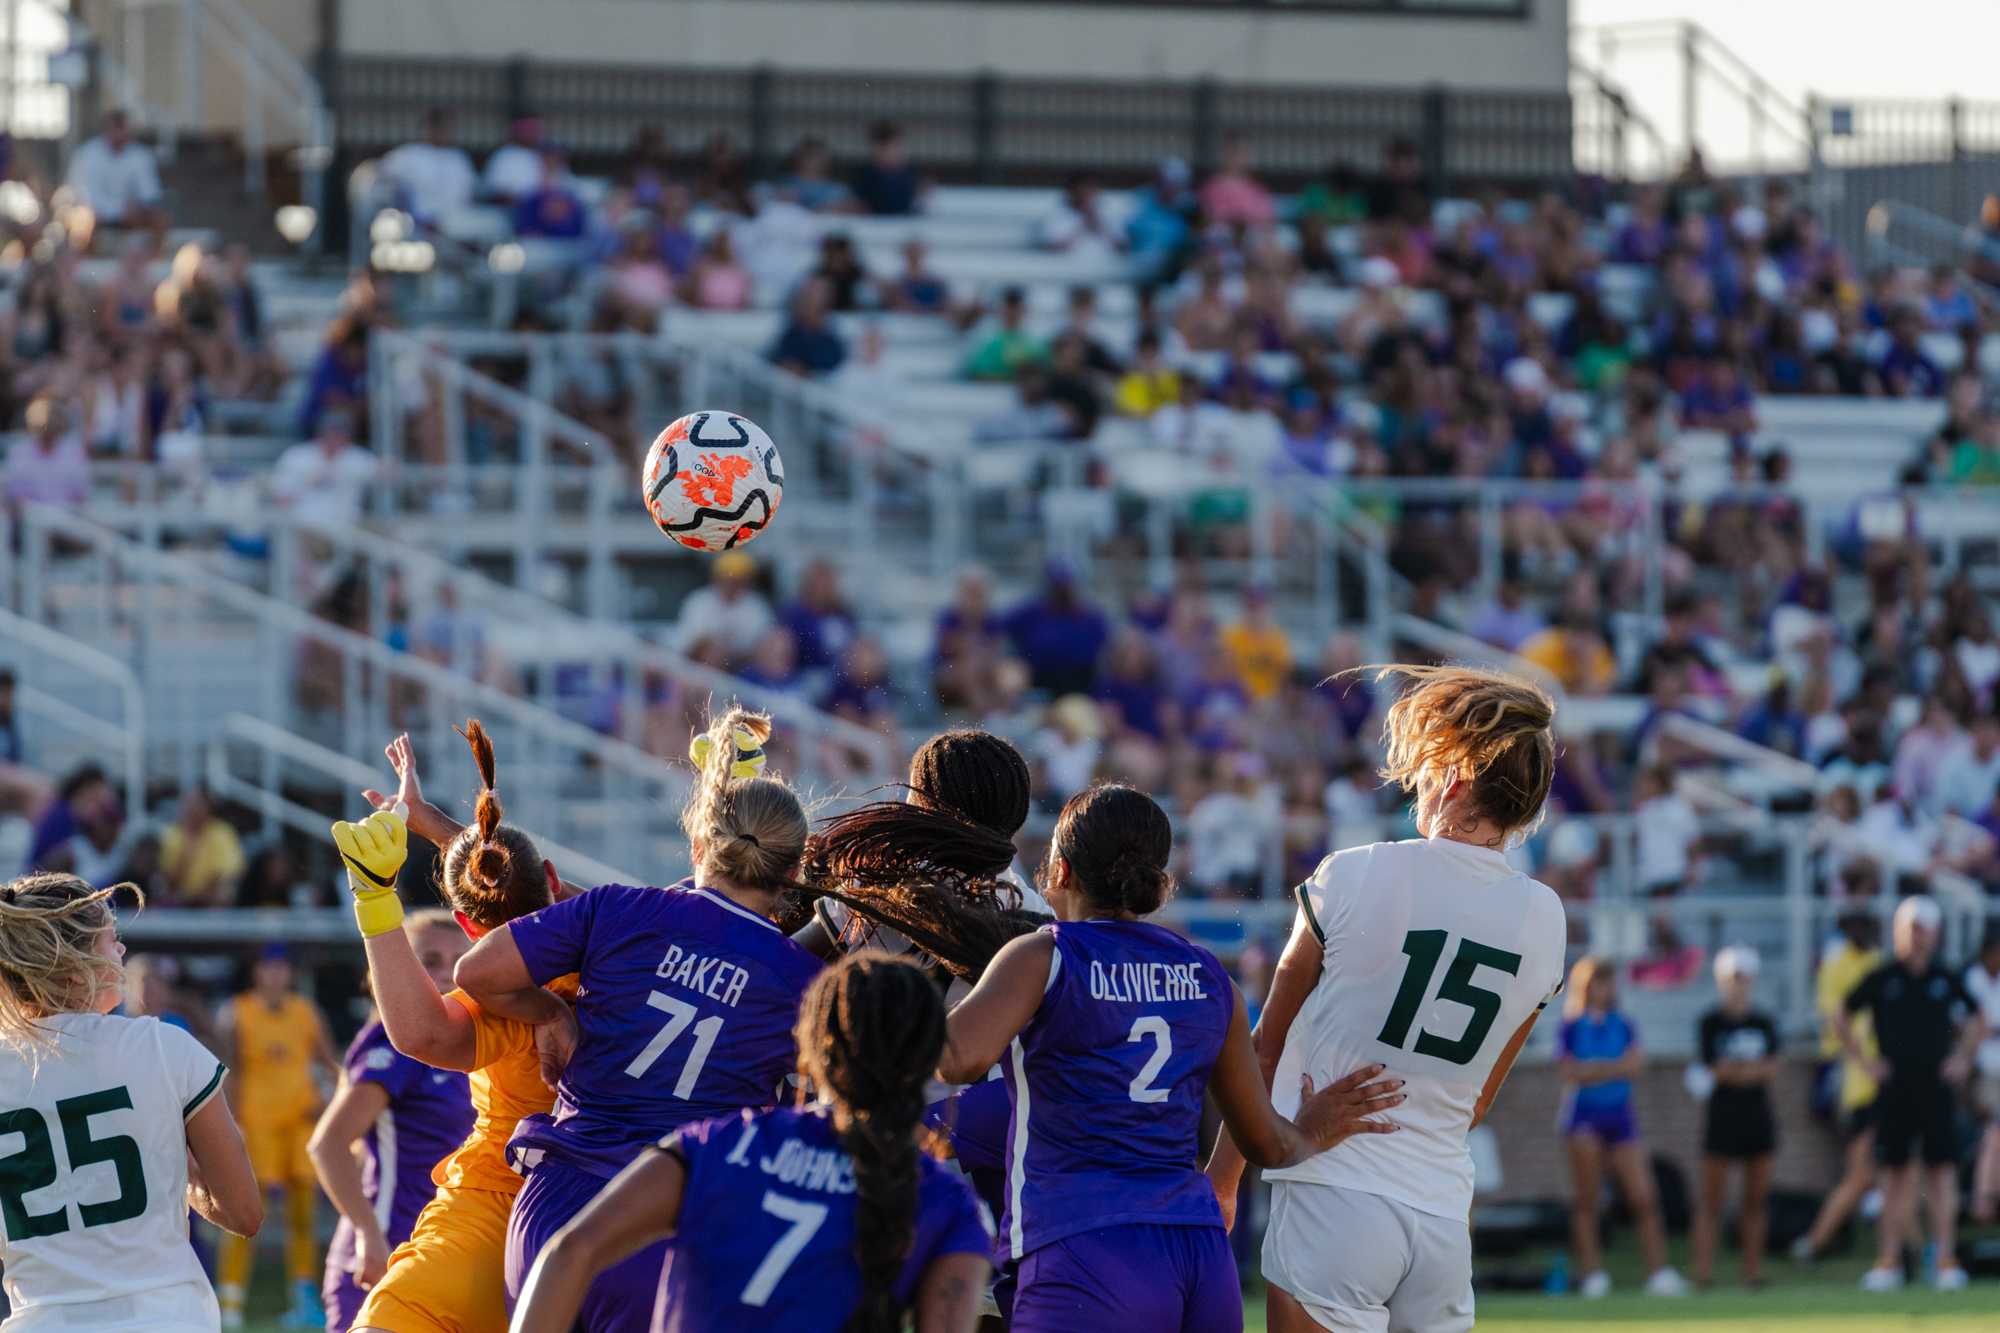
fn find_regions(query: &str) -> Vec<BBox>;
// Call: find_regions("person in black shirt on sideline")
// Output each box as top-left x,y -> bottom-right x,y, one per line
1839,896 -> 1987,1293
1691,947 -> 1781,1289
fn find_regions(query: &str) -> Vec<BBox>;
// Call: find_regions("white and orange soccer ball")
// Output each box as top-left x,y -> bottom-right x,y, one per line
640,410 -> 785,552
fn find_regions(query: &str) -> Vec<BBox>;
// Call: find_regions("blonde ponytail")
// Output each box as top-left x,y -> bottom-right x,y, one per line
682,708 -> 805,891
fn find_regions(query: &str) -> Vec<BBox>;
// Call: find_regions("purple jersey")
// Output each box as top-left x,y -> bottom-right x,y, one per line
1001,921 -> 1234,1261
508,883 -> 822,1177
323,1021 -> 473,1328
654,1105 -> 991,1332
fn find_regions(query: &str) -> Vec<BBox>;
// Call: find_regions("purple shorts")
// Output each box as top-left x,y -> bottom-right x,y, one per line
322,1268 -> 361,1333
1562,1098 -> 1638,1146
1010,1223 -> 1241,1333
925,1078 -> 1010,1174
506,1156 -> 669,1333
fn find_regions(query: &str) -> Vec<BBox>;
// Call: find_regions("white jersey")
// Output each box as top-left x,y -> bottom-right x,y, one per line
0,1012 -> 227,1330
1266,837 -> 1566,1220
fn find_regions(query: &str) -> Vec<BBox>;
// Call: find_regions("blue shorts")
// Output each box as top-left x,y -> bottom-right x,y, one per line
505,1156 -> 668,1333
1562,1098 -> 1638,1146
1010,1223 -> 1240,1333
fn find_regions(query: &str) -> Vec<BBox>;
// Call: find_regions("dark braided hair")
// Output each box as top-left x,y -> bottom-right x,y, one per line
1050,783 -> 1174,916
794,954 -> 946,1333
907,729 -> 1031,837
439,721 -> 553,928
785,728 -> 1047,976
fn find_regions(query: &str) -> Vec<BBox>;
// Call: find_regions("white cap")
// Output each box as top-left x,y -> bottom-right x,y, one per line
1503,357 -> 1549,397
1895,895 -> 1942,933
1714,945 -> 1760,981
1357,256 -> 1400,289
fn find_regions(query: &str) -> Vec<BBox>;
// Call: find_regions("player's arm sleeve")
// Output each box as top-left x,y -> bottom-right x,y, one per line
446,987 -> 536,1070
346,1028 -> 418,1100
508,887 -> 604,985
162,1022 -> 229,1120
1292,849 -> 1359,948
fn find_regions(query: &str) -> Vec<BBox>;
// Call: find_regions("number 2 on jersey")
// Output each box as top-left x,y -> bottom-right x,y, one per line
1125,1015 -> 1173,1103
625,991 -> 724,1098
1376,930 -> 1522,1066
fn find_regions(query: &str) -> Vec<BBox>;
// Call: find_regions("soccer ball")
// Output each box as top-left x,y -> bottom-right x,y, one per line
640,410 -> 785,552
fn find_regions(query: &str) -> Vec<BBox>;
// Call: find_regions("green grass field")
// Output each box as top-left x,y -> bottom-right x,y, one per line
238,1239 -> 2000,1331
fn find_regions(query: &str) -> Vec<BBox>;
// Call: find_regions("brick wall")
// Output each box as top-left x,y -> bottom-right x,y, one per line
1482,1059 -> 1844,1204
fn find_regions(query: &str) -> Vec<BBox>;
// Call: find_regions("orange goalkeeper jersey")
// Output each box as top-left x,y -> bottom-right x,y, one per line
432,975 -> 578,1193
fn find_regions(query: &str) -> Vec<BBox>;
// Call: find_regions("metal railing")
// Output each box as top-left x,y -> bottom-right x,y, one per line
1865,197 -> 2000,316
0,604 -> 146,816
91,0 -> 332,210
3,502 -> 692,880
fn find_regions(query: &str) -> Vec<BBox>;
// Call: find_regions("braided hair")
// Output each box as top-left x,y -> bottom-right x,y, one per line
787,728 -> 1046,975
906,729 -> 1030,837
793,953 -> 947,1333
439,721 -> 553,929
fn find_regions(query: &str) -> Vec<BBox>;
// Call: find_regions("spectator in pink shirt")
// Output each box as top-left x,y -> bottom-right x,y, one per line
1200,134 -> 1276,228
5,395 -> 89,511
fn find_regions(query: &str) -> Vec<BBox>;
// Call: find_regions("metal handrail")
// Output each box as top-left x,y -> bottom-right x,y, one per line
209,712 -> 641,888
0,604 -> 147,815
1865,198 -> 2000,316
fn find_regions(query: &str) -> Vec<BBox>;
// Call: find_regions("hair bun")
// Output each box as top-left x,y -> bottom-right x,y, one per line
1103,848 -> 1170,915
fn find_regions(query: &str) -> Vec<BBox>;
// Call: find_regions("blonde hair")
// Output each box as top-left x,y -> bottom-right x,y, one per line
1563,955 -> 1610,1021
683,707 -> 806,891
402,908 -> 459,942
0,873 -> 141,1056
1372,664 -> 1556,841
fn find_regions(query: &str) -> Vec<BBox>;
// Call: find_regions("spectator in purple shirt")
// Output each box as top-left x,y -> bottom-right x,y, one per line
512,147 -> 590,239
296,314 -> 370,439
1680,357 -> 1758,434
5,395 -> 89,511
654,182 -> 701,277
767,278 -> 847,379
1093,628 -> 1170,741
1003,563 -> 1110,697
780,559 -> 858,673
822,636 -> 897,728
1878,308 -> 1945,398
934,568 -> 1006,711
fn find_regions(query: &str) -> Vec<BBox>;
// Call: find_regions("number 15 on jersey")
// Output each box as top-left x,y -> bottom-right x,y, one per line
1375,930 -> 1522,1067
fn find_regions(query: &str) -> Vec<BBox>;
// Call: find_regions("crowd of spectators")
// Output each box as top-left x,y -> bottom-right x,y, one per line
0,109 -> 295,514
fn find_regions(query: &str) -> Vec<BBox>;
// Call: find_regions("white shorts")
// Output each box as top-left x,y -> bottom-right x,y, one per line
1,1279 -> 220,1331
1261,1180 -> 1473,1333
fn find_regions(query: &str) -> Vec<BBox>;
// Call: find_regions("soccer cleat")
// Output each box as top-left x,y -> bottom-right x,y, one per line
219,1313 -> 243,1332
1789,1236 -> 1815,1263
279,1278 -> 322,1328
1579,1270 -> 1612,1299
1644,1267 -> 1691,1297
1935,1265 -> 1970,1292
1860,1265 -> 1905,1293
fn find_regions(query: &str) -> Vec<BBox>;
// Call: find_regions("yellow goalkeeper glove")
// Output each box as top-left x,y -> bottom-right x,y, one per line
331,809 -> 409,938
689,727 -> 768,780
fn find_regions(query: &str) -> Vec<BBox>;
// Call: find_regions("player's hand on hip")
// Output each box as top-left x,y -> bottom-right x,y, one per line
1294,1064 -> 1404,1151
535,1003 -> 580,1091
331,809 -> 409,937
355,1225 -> 392,1288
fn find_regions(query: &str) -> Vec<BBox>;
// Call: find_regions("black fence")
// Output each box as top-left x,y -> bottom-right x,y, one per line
333,56 -> 1573,192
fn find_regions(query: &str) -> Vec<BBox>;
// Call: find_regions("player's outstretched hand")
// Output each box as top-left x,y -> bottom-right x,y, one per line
1293,1065 -> 1404,1152
363,733 -> 455,847
332,809 -> 409,938
535,1004 -> 580,1092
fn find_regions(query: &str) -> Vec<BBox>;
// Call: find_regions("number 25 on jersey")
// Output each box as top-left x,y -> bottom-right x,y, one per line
1376,930 -> 1521,1067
